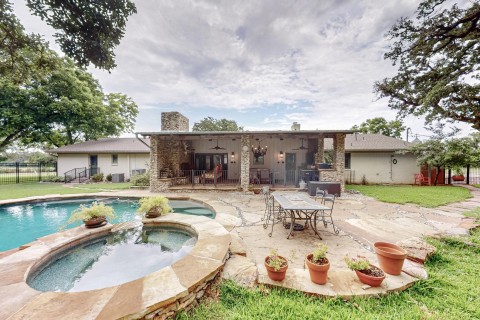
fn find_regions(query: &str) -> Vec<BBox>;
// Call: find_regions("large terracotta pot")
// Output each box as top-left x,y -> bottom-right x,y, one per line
84,216 -> 106,228
305,254 -> 330,285
264,256 -> 288,281
452,175 -> 465,181
374,242 -> 408,275
355,265 -> 385,287
145,207 -> 161,218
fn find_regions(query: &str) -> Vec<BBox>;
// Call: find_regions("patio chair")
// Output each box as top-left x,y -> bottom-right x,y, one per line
314,188 -> 326,202
414,173 -> 430,186
316,195 -> 339,234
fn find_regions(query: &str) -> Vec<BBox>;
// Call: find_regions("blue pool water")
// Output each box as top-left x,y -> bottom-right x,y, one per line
28,226 -> 196,292
0,197 -> 214,251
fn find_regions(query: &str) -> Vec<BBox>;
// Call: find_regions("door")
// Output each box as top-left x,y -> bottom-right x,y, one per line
285,153 -> 296,185
89,155 -> 98,175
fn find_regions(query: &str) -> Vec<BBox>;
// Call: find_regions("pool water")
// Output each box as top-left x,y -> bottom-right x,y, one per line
0,198 -> 214,251
28,226 -> 196,292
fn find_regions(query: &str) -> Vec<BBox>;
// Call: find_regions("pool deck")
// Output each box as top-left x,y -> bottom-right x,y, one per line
1,186 -> 479,319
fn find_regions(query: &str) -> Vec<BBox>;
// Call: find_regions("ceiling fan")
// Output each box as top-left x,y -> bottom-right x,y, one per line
209,139 -> 226,150
292,138 -> 308,150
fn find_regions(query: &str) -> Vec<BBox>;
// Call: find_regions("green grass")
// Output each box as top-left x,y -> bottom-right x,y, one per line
464,207 -> 480,219
473,184 -> 480,188
345,185 -> 471,207
0,182 -> 132,200
178,230 -> 480,320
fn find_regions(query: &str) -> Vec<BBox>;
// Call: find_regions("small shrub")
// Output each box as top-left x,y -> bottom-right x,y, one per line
41,175 -> 65,183
131,172 -> 150,186
91,173 -> 104,182
266,249 -> 287,271
311,243 -> 328,263
344,255 -> 370,271
106,173 -> 112,182
361,175 -> 368,185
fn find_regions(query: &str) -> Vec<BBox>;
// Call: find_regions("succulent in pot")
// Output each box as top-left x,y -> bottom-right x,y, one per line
137,196 -> 172,218
264,249 -> 289,281
68,201 -> 115,228
344,255 -> 385,287
305,243 -> 330,285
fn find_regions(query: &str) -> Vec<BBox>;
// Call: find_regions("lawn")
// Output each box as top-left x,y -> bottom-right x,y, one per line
345,185 -> 471,207
0,182 -> 132,200
178,229 -> 480,320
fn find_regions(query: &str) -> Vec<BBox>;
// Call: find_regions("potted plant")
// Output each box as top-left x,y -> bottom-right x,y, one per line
374,242 -> 407,275
137,196 -> 172,218
264,249 -> 289,281
248,185 -> 261,194
68,201 -> 115,228
452,168 -> 465,181
305,243 -> 330,285
344,255 -> 385,287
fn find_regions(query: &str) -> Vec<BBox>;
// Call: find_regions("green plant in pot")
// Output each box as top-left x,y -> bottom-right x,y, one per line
264,249 -> 288,281
305,243 -> 330,285
344,255 -> 385,287
452,167 -> 465,181
68,201 -> 115,228
137,196 -> 172,218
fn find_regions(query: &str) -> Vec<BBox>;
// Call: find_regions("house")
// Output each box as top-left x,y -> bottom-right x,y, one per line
49,112 -> 420,187
49,138 -> 150,181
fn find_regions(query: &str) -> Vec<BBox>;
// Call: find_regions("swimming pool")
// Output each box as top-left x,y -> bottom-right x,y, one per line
28,226 -> 196,292
0,197 -> 214,251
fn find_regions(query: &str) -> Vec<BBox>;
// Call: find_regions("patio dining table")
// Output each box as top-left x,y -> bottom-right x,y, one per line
272,192 -> 330,239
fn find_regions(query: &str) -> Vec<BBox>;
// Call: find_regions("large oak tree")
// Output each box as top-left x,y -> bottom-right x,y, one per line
375,0 -> 480,129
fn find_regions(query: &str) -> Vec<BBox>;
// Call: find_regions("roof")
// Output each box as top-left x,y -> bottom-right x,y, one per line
332,133 -> 412,152
48,138 -> 150,154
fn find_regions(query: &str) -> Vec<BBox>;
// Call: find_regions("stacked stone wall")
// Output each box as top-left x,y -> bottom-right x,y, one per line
240,135 -> 250,191
150,136 -> 182,192
161,112 -> 189,131
319,133 -> 345,192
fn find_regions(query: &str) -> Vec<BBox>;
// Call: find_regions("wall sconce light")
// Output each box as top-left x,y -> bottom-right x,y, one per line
230,152 -> 236,164
277,151 -> 284,164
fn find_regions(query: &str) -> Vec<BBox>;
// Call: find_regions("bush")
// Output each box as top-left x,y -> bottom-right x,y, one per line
131,172 -> 150,186
91,173 -> 104,182
42,175 -> 65,183
106,173 -> 112,182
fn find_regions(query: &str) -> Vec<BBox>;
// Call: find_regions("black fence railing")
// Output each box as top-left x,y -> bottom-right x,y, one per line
64,167 -> 100,183
0,162 -> 57,185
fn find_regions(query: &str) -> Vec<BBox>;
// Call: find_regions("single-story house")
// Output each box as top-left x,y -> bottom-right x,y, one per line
49,112 -> 420,188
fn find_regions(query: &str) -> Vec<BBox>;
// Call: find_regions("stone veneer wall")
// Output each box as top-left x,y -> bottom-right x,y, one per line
319,133 -> 346,191
240,135 -> 250,191
144,273 -> 221,320
161,112 -> 189,131
150,136 -> 182,192
314,135 -> 325,163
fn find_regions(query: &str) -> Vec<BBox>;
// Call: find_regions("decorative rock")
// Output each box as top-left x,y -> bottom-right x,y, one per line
402,259 -> 428,279
396,237 -> 436,264
229,232 -> 247,256
222,255 -> 258,288
196,290 -> 205,299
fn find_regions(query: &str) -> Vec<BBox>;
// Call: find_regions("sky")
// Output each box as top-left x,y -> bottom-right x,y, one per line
13,0 -> 476,140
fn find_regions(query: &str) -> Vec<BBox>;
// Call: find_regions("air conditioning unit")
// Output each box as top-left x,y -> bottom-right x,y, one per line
131,169 -> 146,176
112,173 -> 125,183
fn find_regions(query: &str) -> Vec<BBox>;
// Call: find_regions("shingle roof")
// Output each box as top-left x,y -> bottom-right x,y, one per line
48,138 -> 150,154
325,133 -> 411,151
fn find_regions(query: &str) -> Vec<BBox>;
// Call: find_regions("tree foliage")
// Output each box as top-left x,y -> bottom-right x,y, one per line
192,117 -> 244,131
1,0 -> 136,72
351,117 -> 405,138
375,0 -> 480,129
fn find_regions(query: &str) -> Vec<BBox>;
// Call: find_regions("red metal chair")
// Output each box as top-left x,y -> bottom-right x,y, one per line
414,173 -> 431,186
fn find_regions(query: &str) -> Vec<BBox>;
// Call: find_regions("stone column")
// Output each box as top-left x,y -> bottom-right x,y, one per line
333,133 -> 346,192
149,136 -> 160,192
240,135 -> 250,192
315,134 -> 325,164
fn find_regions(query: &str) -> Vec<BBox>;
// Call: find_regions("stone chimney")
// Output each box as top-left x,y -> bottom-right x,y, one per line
161,112 -> 189,131
291,122 -> 300,131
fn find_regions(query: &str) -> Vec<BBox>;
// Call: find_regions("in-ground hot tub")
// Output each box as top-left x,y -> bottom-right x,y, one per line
27,225 -> 197,292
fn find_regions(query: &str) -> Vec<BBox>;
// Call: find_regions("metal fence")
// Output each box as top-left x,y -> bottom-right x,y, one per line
0,162 -> 57,185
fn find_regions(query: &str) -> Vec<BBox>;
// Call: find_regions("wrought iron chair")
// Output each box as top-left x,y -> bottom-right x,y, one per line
261,186 -> 285,236
314,187 -> 326,202
315,195 -> 339,234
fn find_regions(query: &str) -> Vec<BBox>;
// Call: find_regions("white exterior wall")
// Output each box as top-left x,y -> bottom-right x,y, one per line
57,153 -> 149,180
348,152 -> 419,184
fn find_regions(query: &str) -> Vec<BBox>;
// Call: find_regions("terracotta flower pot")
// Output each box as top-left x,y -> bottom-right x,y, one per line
452,175 -> 465,181
145,207 -> 161,218
84,216 -> 106,228
354,265 -> 385,287
264,256 -> 288,281
374,242 -> 408,275
305,254 -> 330,285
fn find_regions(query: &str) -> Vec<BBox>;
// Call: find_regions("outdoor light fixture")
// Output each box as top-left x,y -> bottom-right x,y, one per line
230,152 -> 236,163
252,140 -> 267,159
278,151 -> 284,164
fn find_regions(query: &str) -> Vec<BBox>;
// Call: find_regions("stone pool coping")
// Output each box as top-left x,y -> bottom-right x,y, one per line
0,213 -> 231,319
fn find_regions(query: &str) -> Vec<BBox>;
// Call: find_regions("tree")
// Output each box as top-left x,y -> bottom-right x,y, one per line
351,117 -> 405,138
1,0 -> 136,72
0,57 -> 138,151
192,117 -> 244,131
374,0 -> 480,130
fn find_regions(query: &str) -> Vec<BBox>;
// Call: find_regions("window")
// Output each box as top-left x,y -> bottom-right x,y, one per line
112,154 -> 118,165
345,153 -> 351,169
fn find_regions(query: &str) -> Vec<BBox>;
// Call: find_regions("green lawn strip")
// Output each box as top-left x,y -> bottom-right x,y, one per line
0,183 -> 98,200
345,185 -> 471,207
69,182 -> 133,191
473,184 -> 480,188
178,230 -> 480,320
463,207 -> 480,219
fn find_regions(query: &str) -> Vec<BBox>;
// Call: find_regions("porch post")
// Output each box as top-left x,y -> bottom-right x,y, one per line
240,135 -> 251,192
149,135 -> 161,192
333,133 -> 346,192
315,134 -> 325,164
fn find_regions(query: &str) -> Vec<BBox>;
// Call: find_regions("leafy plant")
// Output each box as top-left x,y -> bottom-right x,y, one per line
137,196 -> 172,216
311,243 -> 328,263
344,255 -> 370,271
453,167 -> 464,176
131,172 -> 150,186
106,173 -> 112,182
266,249 -> 287,271
91,173 -> 104,182
67,201 -> 115,223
